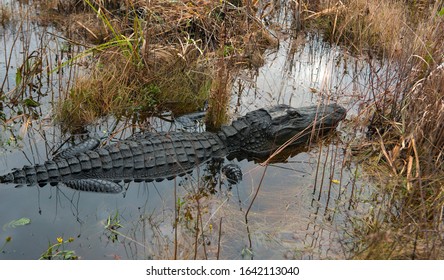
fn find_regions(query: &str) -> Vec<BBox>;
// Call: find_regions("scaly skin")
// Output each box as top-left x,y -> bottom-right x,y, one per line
0,104 -> 346,192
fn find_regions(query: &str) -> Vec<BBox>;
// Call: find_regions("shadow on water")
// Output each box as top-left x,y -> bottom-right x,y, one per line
0,2 -> 383,260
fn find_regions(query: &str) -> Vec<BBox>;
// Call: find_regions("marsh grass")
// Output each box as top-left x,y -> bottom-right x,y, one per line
298,0 -> 444,259
305,0 -> 407,56
0,2 -> 80,147
0,2 -> 12,26
56,61 -> 144,132
45,0 -> 276,132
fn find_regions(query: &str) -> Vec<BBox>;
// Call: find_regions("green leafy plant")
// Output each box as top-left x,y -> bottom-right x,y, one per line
104,211 -> 123,243
2,217 -> 31,230
0,236 -> 12,253
39,237 -> 77,260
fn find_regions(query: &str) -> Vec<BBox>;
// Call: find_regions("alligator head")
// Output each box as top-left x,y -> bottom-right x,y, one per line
223,103 -> 346,158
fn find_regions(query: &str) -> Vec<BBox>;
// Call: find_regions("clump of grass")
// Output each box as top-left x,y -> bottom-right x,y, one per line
54,0 -> 122,13
56,59 -> 149,132
0,3 -> 12,26
56,39 -> 212,132
303,0 -> 444,259
348,2 -> 444,259
50,0 -> 276,132
305,0 -> 408,56
141,42 -> 212,113
104,210 -> 123,243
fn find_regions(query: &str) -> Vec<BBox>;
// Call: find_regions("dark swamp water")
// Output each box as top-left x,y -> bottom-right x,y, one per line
0,2 -> 384,260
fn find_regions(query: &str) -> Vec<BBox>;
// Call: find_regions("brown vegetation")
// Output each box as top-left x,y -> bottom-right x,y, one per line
309,0 -> 444,259
0,3 -> 11,26
45,0 -> 278,131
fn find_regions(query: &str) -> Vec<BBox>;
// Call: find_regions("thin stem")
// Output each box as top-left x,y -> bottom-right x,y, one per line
245,165 -> 268,257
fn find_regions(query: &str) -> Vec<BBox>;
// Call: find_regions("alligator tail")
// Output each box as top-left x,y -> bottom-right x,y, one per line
0,173 -> 14,183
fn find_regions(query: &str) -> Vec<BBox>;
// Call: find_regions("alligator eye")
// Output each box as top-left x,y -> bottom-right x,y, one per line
287,109 -> 302,117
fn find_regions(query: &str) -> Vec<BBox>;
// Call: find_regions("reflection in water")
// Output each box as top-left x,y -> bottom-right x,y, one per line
0,123 -> 369,260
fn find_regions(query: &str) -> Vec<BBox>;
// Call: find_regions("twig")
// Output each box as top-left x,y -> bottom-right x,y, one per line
216,217 -> 223,260
245,165 -> 268,256
174,179 -> 178,260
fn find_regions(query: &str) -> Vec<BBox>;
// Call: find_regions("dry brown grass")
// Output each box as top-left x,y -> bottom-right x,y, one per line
302,0 -> 444,259
305,0 -> 408,56
0,3 -> 12,26
343,1 -> 444,259
46,0 -> 277,132
56,56 -> 146,132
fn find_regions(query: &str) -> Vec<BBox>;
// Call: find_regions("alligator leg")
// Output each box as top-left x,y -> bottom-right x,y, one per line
221,163 -> 243,185
175,111 -> 206,129
63,179 -> 122,193
54,138 -> 101,158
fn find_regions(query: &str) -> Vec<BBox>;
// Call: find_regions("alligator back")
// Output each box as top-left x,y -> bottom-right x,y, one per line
0,131 -> 227,186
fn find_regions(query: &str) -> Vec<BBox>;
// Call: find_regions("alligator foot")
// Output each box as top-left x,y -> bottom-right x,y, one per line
175,111 -> 206,130
221,164 -> 243,185
54,138 -> 101,158
64,179 -> 123,193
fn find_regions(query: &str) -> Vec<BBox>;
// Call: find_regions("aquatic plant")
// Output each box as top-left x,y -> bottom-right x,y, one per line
39,237 -> 78,260
104,211 -> 123,243
0,236 -> 12,253
289,0 -> 444,259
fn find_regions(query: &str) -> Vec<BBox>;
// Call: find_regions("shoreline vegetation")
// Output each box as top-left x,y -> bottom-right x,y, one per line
48,0 -> 280,131
0,0 -> 443,259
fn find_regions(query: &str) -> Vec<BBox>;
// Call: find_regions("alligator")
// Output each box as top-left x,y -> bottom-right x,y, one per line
0,103 -> 346,193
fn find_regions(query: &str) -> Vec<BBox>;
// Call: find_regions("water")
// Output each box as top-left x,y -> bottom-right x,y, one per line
0,3 -> 378,260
